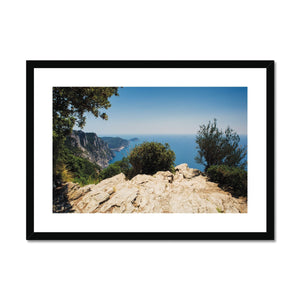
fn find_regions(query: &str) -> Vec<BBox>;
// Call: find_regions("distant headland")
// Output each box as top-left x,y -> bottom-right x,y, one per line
100,136 -> 139,152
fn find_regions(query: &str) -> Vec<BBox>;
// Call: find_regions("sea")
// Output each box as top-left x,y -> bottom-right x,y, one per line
101,134 -> 247,172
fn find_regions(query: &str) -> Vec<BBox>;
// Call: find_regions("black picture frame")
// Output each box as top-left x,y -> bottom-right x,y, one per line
26,60 -> 274,240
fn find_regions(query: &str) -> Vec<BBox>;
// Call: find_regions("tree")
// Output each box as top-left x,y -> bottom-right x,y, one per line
195,119 -> 247,171
128,142 -> 175,177
53,87 -> 119,136
53,87 -> 119,166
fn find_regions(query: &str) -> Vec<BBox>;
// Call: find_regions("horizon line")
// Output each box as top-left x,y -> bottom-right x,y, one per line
97,133 -> 248,136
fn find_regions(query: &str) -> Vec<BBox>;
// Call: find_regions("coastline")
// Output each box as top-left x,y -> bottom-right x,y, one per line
110,146 -> 126,152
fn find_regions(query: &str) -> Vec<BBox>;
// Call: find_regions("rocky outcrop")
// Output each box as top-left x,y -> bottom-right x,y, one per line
54,163 -> 247,213
66,130 -> 114,168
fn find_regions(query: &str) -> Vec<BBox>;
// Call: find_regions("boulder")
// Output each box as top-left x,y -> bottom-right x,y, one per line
175,163 -> 201,179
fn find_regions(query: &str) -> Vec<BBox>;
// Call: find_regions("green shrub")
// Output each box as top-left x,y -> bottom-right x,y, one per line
100,157 -> 132,180
128,142 -> 175,177
113,157 -> 131,177
207,165 -> 247,197
100,164 -> 122,180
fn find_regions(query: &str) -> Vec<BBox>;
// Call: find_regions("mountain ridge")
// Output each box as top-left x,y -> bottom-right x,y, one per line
65,130 -> 114,168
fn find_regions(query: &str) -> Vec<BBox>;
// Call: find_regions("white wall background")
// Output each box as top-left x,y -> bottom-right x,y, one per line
0,1 -> 298,300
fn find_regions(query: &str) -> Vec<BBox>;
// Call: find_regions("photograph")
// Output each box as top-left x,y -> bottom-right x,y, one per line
27,60 -> 273,240
53,86 -> 248,214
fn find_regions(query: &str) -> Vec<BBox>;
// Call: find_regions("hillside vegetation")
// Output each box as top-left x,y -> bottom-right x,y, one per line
54,145 -> 102,186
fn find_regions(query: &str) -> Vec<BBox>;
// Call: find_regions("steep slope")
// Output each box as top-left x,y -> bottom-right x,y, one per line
54,164 -> 247,213
65,130 -> 114,168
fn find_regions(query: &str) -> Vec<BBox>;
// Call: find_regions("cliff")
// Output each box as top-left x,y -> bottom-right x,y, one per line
54,163 -> 247,213
65,130 -> 114,168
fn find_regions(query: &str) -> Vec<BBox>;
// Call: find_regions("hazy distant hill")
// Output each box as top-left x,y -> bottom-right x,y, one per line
101,137 -> 130,151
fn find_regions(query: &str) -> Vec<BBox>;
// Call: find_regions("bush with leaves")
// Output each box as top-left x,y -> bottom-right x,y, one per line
128,142 -> 175,177
207,165 -> 247,197
195,119 -> 247,171
100,157 -> 132,180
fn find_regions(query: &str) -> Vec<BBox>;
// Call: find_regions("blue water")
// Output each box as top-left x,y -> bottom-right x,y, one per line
101,134 -> 247,172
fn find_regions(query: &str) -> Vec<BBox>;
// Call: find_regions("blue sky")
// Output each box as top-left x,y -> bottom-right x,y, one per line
74,87 -> 247,135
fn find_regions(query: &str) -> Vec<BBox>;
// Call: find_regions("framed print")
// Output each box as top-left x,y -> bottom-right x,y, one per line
26,60 -> 274,240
